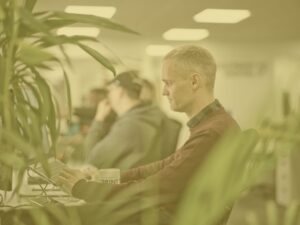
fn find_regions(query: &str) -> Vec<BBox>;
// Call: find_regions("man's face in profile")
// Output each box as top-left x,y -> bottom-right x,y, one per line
161,60 -> 194,113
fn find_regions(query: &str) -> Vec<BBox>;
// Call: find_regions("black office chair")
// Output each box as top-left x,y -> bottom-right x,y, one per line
160,117 -> 182,158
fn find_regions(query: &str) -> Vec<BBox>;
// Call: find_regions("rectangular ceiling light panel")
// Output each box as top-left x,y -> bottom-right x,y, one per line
194,9 -> 251,23
57,27 -> 100,37
163,28 -> 209,41
65,6 -> 116,18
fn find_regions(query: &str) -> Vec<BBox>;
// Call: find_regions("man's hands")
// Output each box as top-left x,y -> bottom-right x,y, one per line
55,166 -> 99,194
55,167 -> 87,194
95,99 -> 112,122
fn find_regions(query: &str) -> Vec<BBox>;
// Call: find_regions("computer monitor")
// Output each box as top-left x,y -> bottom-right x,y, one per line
0,87 -> 52,192
0,163 -> 13,191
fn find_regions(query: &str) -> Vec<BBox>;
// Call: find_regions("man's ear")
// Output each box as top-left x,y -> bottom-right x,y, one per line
191,73 -> 204,90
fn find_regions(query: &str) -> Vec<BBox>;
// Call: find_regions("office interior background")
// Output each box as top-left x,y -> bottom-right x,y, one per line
1,0 -> 300,224
35,0 -> 300,130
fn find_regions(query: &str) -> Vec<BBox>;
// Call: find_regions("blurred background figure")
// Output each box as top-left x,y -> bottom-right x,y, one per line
57,87 -> 117,163
58,74 -> 183,168
87,88 -> 108,108
84,70 -> 182,169
74,88 -> 110,135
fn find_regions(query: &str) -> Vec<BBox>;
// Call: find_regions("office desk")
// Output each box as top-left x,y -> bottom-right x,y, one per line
0,191 -> 85,225
1,171 -> 147,225
1,194 -> 148,225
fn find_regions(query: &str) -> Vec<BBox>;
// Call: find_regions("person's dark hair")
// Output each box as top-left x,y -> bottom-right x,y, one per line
109,70 -> 142,100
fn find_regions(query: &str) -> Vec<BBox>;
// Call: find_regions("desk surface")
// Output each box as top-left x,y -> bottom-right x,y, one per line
1,187 -> 84,210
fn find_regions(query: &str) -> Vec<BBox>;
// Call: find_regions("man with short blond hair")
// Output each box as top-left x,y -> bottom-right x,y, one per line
57,45 -> 241,225
164,45 -> 216,92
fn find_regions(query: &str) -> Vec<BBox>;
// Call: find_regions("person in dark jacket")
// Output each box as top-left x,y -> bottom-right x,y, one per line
57,45 -> 241,225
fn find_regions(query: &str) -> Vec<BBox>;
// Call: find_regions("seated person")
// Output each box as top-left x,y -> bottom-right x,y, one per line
74,87 -> 113,135
57,88 -> 117,163
56,45 -> 241,225
84,71 -> 167,169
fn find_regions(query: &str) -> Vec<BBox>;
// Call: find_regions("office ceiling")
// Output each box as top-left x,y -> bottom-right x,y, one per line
35,0 -> 300,44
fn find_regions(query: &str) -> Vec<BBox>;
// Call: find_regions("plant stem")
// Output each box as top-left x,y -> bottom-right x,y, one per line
3,0 -> 19,131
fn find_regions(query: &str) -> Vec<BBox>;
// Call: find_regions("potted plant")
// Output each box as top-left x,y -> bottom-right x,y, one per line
0,0 -> 137,193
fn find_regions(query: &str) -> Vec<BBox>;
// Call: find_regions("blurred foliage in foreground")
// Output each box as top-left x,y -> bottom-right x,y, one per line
0,0 -> 137,193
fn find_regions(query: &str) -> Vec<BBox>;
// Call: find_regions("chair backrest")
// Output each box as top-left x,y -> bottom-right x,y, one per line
160,117 -> 182,158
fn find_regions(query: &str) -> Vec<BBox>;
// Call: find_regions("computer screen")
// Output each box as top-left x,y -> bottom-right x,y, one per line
0,163 -> 12,191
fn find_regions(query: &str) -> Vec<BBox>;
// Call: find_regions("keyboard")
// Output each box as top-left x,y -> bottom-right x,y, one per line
26,195 -> 84,207
29,158 -> 67,185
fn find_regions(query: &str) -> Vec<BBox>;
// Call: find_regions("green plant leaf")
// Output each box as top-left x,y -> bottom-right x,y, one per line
266,201 -> 278,225
34,74 -> 55,126
20,104 -> 43,146
18,43 -> 55,66
20,7 -> 52,33
283,202 -> 299,225
32,73 -> 51,109
28,67 -> 59,149
11,83 -> 39,142
12,98 -> 52,175
245,211 -> 260,225
174,131 -> 263,225
79,43 -> 116,75
0,5 -> 5,20
19,19 -> 75,37
35,63 -> 54,70
35,35 -> 98,48
19,79 -> 46,122
19,8 -> 61,45
52,11 -> 139,35
29,208 -> 53,225
33,11 -> 52,18
0,56 -> 5,91
0,128 -> 35,157
62,69 -> 72,120
0,151 -> 26,169
24,0 -> 37,12
43,18 -> 75,29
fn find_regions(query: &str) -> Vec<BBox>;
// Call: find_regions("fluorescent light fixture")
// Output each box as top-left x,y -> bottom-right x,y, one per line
57,27 -> 100,37
146,45 -> 173,56
65,6 -> 116,18
163,28 -> 209,41
194,9 -> 251,23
